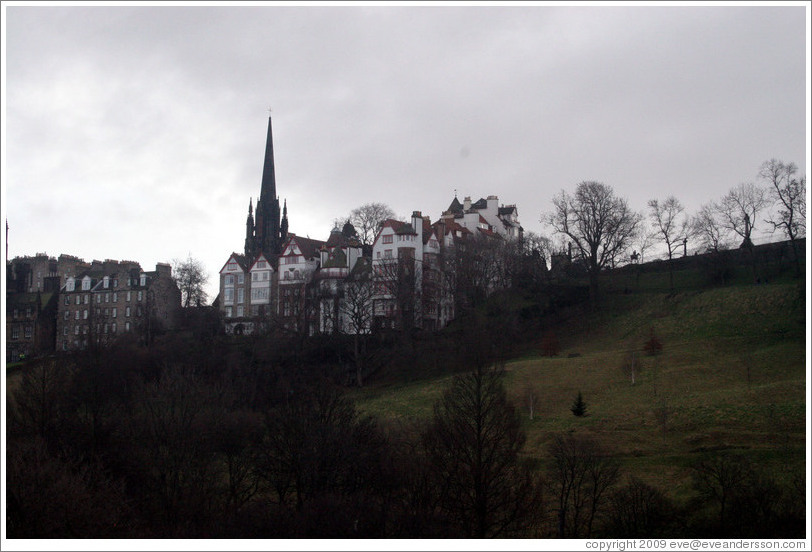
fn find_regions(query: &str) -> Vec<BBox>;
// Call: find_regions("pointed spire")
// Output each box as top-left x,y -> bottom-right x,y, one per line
259,116 -> 277,205
248,197 -> 253,215
283,199 -> 287,217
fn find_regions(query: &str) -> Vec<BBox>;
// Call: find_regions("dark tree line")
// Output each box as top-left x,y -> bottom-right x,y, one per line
7,320 -> 805,539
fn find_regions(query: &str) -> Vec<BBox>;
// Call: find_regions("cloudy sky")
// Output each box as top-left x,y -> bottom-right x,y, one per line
2,2 -> 808,301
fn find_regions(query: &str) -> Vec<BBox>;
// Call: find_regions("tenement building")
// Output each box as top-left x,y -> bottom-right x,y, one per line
56,260 -> 181,351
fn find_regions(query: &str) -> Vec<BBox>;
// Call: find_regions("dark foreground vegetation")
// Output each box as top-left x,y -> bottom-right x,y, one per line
6,243 -> 806,539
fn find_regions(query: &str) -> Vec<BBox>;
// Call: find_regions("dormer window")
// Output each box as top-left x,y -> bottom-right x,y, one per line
103,276 -> 109,289
82,277 -> 91,290
66,278 -> 75,292
140,274 -> 146,286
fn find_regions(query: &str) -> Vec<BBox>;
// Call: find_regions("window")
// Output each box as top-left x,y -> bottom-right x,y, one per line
126,306 -> 131,317
252,272 -> 258,282
64,311 -> 70,320
224,288 -> 234,304
112,278 -> 118,288
382,235 -> 393,244
112,323 -> 117,333
384,250 -> 392,259
66,279 -> 75,292
112,308 -> 117,318
225,274 -> 234,286
75,311 -> 80,320
83,309 -> 88,320
63,327 -> 69,336
126,291 -> 131,302
103,276 -> 109,288
11,326 -> 19,340
125,322 -> 131,332
65,295 -> 70,305
237,288 -> 244,304
82,279 -> 91,290
112,292 -> 117,302
75,326 -> 80,335
104,308 -> 109,317
26,308 -> 31,318
95,294 -> 101,304
84,294 -> 89,304
237,306 -> 244,317
285,255 -> 300,264
263,271 -> 269,281
257,260 -> 266,269
138,291 -> 143,301
105,293 -> 110,303
140,275 -> 146,286
237,273 -> 244,284
251,288 -> 269,301
75,295 -> 81,305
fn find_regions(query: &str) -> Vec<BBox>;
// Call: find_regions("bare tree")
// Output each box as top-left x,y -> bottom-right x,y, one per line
350,202 -> 396,246
648,196 -> 692,291
172,254 -> 209,308
693,203 -> 731,253
339,267 -> 375,387
548,434 -> 620,538
714,182 -> 767,249
760,159 -> 806,276
546,181 -> 641,306
522,382 -> 539,420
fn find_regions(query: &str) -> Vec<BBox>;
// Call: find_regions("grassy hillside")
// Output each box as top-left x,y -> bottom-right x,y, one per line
351,276 -> 807,498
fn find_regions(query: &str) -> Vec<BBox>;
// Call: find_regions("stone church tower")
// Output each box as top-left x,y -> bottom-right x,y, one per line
245,117 -> 289,261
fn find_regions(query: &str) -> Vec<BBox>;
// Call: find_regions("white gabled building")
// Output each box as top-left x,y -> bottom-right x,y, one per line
277,234 -> 325,334
372,210 -> 449,331
441,194 -> 523,241
219,253 -> 252,334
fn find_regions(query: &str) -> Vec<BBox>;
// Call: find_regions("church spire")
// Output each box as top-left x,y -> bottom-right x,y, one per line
259,116 -> 277,205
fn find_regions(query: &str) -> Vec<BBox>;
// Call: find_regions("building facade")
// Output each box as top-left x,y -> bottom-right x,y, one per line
55,260 -> 181,351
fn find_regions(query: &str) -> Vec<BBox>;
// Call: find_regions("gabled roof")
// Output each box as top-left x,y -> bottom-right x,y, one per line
348,256 -> 372,278
434,219 -> 472,237
249,252 -> 276,272
395,223 -> 416,235
498,205 -> 517,216
322,247 -> 347,269
283,234 -> 326,260
471,197 -> 488,210
422,218 -> 434,245
220,253 -> 249,274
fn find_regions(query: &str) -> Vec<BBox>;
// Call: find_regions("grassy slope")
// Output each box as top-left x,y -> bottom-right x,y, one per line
352,272 -> 807,498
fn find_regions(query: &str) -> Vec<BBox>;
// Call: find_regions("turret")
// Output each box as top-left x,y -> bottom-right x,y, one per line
280,199 -> 289,242
245,198 -> 255,258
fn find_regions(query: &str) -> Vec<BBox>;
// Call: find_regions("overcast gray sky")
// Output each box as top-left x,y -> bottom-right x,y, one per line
2,2 -> 808,301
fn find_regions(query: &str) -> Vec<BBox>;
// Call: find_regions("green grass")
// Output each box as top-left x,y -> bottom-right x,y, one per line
349,279 -> 807,492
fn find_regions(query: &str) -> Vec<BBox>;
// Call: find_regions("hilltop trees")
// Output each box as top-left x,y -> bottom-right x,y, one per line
760,159 -> 806,277
648,196 -> 693,291
547,181 -> 641,306
714,182 -> 767,250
